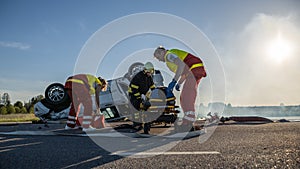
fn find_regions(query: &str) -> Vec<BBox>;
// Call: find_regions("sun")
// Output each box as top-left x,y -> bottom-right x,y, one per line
266,32 -> 293,63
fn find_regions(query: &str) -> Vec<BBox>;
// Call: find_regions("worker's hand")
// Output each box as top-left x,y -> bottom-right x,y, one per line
143,101 -> 151,110
140,103 -> 144,110
175,83 -> 181,91
167,79 -> 177,91
166,89 -> 174,98
140,101 -> 151,111
95,108 -> 102,115
141,94 -> 147,101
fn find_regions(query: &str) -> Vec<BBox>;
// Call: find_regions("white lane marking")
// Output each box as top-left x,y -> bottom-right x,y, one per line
110,151 -> 221,156
61,156 -> 101,169
0,142 -> 42,149
0,148 -> 15,153
0,138 -> 25,143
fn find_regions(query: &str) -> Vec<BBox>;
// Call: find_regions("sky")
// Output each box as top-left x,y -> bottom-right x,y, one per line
0,0 -> 299,106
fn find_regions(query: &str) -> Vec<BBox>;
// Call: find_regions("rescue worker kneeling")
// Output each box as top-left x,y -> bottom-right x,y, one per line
128,62 -> 155,134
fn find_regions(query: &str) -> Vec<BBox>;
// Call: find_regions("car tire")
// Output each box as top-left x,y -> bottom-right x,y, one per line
40,98 -> 70,113
127,62 -> 144,77
45,83 -> 70,106
123,72 -> 131,81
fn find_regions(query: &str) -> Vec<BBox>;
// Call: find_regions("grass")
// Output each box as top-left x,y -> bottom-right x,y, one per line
0,113 -> 39,123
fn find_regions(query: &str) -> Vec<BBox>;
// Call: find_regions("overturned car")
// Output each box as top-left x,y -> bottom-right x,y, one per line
34,62 -> 180,126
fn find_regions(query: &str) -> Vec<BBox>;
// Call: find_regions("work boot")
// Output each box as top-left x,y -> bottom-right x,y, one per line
82,126 -> 96,132
132,122 -> 143,131
64,125 -> 73,130
175,123 -> 194,133
65,125 -> 81,130
143,123 -> 151,134
176,111 -> 196,132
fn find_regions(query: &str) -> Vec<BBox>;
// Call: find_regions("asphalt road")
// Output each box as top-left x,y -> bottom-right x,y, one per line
0,122 -> 299,169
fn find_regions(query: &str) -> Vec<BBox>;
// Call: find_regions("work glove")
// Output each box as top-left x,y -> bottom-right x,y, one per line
95,108 -> 103,115
175,83 -> 181,91
140,101 -> 151,111
143,101 -> 151,110
167,79 -> 177,91
166,89 -> 174,98
141,94 -> 147,102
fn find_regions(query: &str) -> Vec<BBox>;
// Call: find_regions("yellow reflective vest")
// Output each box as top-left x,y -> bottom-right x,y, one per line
164,49 -> 203,73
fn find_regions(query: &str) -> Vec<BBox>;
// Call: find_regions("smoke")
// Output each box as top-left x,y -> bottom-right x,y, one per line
222,13 -> 300,106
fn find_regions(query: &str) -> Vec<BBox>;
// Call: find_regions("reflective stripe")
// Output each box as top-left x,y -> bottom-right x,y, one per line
68,116 -> 76,120
149,106 -> 157,109
83,116 -> 93,120
134,113 -> 139,119
66,79 -> 84,84
150,84 -> 155,89
189,63 -> 203,70
148,105 -> 175,109
183,116 -> 195,122
128,88 -> 132,93
166,105 -> 175,109
82,121 -> 91,125
149,99 -> 163,102
131,84 -> 139,89
166,97 -> 176,101
134,92 -> 141,96
67,120 -> 76,124
185,111 -> 195,116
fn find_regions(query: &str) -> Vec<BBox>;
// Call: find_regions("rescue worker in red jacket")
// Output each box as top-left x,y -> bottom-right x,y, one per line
154,47 -> 207,131
64,74 -> 107,132
128,62 -> 156,134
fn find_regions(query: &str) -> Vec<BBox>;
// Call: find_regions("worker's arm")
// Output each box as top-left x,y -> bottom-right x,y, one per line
95,84 -> 106,127
149,79 -> 156,91
173,57 -> 185,81
95,85 -> 101,112
130,83 -> 141,99
129,83 -> 144,110
177,74 -> 187,84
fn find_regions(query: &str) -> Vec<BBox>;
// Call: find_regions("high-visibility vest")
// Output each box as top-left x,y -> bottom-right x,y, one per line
66,74 -> 101,95
86,74 -> 102,94
164,49 -> 203,73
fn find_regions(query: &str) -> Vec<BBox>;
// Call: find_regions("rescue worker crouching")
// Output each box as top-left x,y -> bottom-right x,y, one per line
128,62 -> 156,134
64,74 -> 107,132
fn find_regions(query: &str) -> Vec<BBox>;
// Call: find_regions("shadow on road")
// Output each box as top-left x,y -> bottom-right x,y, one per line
0,135 -> 123,169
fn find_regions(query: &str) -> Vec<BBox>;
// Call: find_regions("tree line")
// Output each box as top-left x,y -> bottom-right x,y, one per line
0,95 -> 43,115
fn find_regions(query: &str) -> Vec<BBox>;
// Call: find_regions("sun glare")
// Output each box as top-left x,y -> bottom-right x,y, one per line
266,32 -> 293,63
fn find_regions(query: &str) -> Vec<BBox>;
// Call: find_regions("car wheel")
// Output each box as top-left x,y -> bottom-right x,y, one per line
40,98 -> 70,113
45,83 -> 70,105
123,72 -> 131,81
127,62 -> 144,77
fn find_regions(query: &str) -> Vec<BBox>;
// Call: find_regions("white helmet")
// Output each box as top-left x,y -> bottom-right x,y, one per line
144,62 -> 154,74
